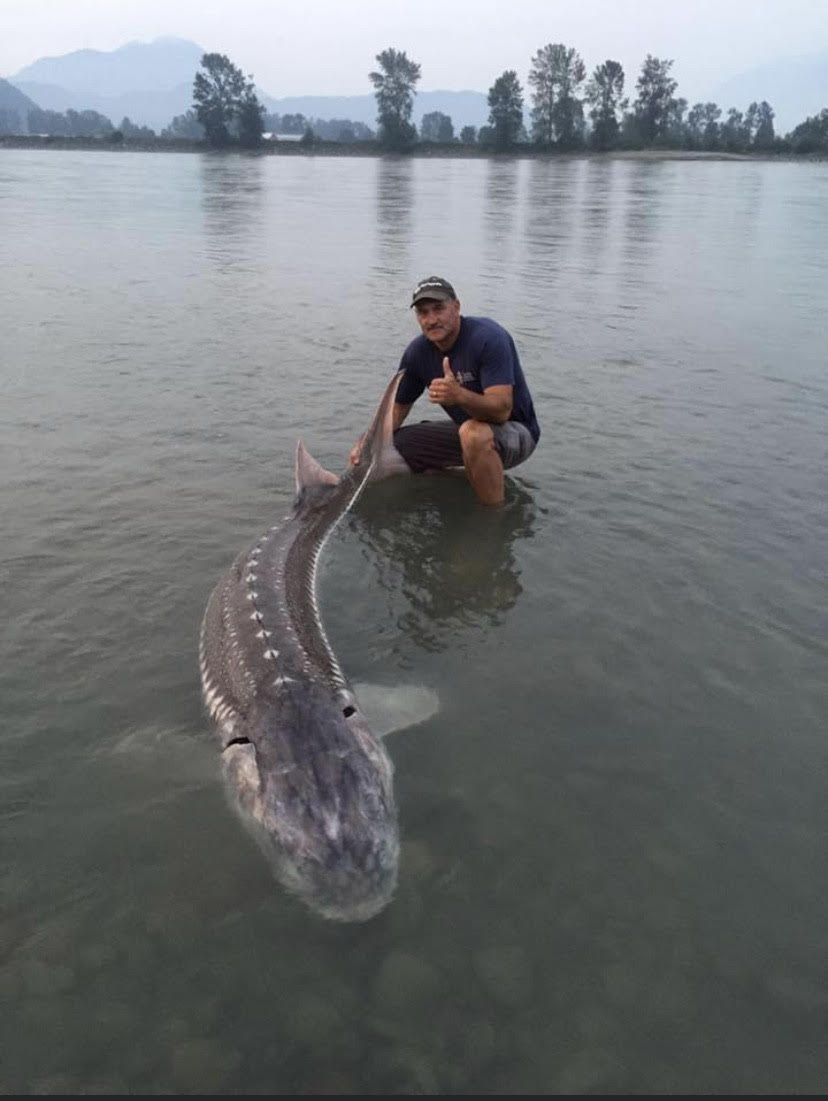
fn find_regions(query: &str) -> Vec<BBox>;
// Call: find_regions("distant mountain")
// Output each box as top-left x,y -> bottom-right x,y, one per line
9,37 -> 203,131
0,77 -> 38,132
7,37 -> 490,134
712,52 -> 828,134
11,37 -> 204,97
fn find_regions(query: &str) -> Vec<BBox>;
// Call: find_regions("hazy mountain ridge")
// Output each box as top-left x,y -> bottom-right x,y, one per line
712,52 -> 828,132
0,78 -> 39,131
12,37 -> 205,96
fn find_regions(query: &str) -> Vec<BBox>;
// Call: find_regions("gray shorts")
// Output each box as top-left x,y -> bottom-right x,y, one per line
393,420 -> 537,474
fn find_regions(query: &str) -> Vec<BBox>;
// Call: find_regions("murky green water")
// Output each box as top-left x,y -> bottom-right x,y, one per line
1,149 -> 826,1093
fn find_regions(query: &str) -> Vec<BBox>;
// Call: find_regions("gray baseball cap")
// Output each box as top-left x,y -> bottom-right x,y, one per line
410,276 -> 457,307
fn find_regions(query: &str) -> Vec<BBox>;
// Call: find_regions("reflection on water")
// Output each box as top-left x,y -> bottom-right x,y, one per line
3,150 -> 828,1094
484,158 -> 520,242
620,159 -> 664,263
520,158 -> 581,307
349,475 -> 538,652
199,153 -> 264,267
374,157 -> 413,280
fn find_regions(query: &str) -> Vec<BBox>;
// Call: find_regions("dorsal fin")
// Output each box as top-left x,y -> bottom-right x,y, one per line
295,439 -> 340,493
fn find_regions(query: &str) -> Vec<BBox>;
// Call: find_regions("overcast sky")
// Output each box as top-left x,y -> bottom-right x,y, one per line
3,0 -> 826,103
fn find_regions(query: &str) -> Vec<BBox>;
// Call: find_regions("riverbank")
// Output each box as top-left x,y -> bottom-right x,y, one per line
0,134 -> 812,161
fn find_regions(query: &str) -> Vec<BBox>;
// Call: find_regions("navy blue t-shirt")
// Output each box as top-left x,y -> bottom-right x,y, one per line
397,316 -> 540,443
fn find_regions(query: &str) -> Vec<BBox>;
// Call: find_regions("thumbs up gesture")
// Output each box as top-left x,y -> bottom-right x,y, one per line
427,357 -> 462,406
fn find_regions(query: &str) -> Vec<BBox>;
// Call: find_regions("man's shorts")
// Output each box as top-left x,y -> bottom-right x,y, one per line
393,420 -> 537,474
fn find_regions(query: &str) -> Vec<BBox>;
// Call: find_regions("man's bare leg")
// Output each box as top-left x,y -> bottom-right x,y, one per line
458,420 -> 504,505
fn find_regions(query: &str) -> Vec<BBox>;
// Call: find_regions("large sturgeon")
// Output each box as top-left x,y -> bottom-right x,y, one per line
198,372 -> 406,922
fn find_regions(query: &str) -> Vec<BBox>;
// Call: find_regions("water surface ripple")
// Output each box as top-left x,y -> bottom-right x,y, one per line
1,150 -> 827,1093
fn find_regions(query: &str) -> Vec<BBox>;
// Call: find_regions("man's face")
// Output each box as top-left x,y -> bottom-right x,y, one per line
414,297 -> 461,350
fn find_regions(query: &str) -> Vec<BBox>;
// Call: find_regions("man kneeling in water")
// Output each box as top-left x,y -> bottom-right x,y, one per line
351,276 -> 540,505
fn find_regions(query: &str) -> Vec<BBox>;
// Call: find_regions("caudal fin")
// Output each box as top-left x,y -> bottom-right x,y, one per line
356,371 -> 409,481
295,439 -> 340,493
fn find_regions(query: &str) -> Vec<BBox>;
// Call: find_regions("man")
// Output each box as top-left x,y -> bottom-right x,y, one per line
352,276 -> 540,505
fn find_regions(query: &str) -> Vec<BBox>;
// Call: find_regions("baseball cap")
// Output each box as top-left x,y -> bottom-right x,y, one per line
410,276 -> 457,307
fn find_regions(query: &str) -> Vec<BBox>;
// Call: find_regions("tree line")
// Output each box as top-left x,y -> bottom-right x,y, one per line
4,47 -> 826,157
370,45 -> 825,155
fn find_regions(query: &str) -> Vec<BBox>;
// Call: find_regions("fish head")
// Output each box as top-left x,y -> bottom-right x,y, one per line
222,681 -> 399,922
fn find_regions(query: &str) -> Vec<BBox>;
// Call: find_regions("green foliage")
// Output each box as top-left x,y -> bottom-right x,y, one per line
369,47 -> 421,151
27,106 -> 113,137
119,116 -> 156,141
788,108 -> 828,154
237,90 -> 265,149
719,107 -> 746,151
477,125 -> 495,145
752,101 -> 775,150
420,111 -> 454,142
192,52 -> 263,148
488,70 -> 524,150
460,125 -> 477,145
686,102 -> 722,149
585,60 -> 625,149
634,55 -> 678,145
529,43 -> 586,148
162,110 -> 204,140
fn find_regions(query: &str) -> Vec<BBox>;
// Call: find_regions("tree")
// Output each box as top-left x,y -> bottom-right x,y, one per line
460,125 -> 477,144
28,107 -> 113,137
634,55 -> 678,145
193,52 -> 263,148
529,43 -> 586,147
753,101 -> 775,150
585,60 -> 625,149
279,113 -> 308,134
28,107 -> 67,135
119,116 -> 156,141
686,102 -> 706,148
488,70 -> 524,150
663,96 -> 687,146
420,111 -> 454,142
788,108 -> 828,154
720,108 -> 746,152
237,88 -> 265,148
369,48 -> 421,151
701,102 -> 721,149
162,110 -> 204,140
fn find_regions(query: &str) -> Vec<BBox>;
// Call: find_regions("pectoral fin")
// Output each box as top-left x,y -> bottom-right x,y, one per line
352,682 -> 439,739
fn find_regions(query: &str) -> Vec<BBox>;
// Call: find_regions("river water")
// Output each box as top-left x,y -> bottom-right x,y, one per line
1,148 -> 826,1093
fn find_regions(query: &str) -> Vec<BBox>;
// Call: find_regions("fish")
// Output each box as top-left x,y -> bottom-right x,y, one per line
198,372 -> 405,922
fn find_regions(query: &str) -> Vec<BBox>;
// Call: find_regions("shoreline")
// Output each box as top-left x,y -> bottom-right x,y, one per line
0,135 -> 818,162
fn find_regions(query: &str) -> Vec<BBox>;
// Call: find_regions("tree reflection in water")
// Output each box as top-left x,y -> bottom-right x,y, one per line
347,473 -> 538,653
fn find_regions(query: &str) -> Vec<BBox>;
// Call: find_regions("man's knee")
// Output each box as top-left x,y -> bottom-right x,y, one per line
458,419 -> 497,459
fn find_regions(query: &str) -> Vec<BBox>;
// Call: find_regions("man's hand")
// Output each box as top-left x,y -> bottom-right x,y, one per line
349,432 -> 365,466
428,357 -> 463,406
